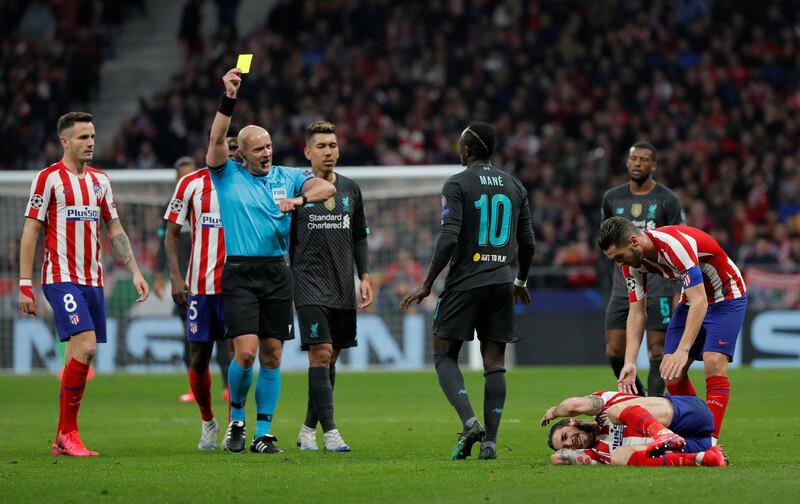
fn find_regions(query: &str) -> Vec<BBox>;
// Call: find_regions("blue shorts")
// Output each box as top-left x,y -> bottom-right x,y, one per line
665,296 -> 747,362
666,395 -> 714,452
186,294 -> 226,343
42,283 -> 106,343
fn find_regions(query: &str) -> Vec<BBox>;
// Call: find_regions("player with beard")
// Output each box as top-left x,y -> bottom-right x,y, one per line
19,112 -> 150,456
597,217 -> 746,446
541,391 -> 727,467
600,142 -> 684,396
291,121 -> 372,452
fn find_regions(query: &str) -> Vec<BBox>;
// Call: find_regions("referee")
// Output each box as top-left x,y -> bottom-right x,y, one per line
291,121 -> 372,452
206,68 -> 335,454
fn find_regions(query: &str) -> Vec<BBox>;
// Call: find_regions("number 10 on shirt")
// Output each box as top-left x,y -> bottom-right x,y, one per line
474,194 -> 511,247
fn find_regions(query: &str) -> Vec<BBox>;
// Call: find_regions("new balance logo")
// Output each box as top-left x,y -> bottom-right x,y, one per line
458,389 -> 468,396
492,408 -> 503,414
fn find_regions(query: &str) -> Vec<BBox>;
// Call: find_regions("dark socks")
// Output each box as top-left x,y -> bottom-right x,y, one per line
305,365 -> 336,429
483,367 -> 506,444
308,367 -> 336,432
648,358 -> 665,396
433,353 -> 476,427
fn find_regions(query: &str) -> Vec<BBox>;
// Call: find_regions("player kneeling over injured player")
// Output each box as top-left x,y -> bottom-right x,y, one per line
541,391 -> 727,467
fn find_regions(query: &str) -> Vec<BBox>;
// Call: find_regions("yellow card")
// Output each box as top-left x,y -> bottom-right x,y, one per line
236,54 -> 253,74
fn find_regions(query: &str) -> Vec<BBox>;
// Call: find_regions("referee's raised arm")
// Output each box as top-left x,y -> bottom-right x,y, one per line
207,68 -> 241,169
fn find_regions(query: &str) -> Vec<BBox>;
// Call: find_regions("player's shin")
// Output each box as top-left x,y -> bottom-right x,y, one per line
189,367 -> 214,421
227,359 -> 253,422
60,358 -> 90,433
705,375 -> 730,439
308,367 -> 335,432
255,368 -> 281,437
648,359 -> 665,396
618,405 -> 668,438
483,367 -> 506,444
433,354 -> 476,427
627,450 -> 700,467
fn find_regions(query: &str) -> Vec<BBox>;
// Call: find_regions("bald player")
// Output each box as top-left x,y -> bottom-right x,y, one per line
206,68 -> 336,454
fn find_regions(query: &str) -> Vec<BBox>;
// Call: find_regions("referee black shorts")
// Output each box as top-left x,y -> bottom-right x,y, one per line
433,283 -> 520,344
221,256 -> 294,340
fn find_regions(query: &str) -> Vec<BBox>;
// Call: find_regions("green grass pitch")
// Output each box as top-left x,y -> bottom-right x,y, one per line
1,367 -> 799,503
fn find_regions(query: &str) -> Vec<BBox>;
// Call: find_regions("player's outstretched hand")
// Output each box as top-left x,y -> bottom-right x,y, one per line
399,284 -> 431,311
617,363 -> 638,394
540,406 -> 558,427
171,275 -> 189,307
279,196 -> 303,213
18,286 -> 37,315
133,272 -> 150,303
660,350 -> 688,381
359,277 -> 374,309
222,68 -> 242,98
513,285 -> 531,305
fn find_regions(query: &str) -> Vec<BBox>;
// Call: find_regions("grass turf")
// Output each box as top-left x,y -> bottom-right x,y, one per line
1,367 -> 798,503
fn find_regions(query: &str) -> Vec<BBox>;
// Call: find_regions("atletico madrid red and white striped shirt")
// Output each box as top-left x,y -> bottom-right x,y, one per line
163,169 -> 225,295
622,225 -> 746,305
581,391 -> 651,464
24,161 -> 118,286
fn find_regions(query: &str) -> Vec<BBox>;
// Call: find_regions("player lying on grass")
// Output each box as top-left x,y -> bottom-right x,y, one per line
541,391 -> 727,466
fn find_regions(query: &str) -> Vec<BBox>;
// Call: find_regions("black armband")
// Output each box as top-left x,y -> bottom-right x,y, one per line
218,94 -> 237,117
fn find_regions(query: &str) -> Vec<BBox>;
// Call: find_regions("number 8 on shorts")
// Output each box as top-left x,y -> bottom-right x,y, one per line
42,283 -> 108,343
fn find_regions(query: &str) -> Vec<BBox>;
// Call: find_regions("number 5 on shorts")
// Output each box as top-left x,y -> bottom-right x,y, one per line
188,300 -> 199,321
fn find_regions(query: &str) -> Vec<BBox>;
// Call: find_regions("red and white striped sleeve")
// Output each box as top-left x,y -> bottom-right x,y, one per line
621,264 -> 647,302
24,169 -> 55,221
164,174 -> 194,225
98,174 -> 119,223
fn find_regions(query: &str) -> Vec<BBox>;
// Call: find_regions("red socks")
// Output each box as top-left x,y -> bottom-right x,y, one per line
628,450 -> 698,467
667,376 -> 697,396
619,405 -> 667,438
59,358 -> 90,433
705,375 -> 730,439
189,368 -> 214,421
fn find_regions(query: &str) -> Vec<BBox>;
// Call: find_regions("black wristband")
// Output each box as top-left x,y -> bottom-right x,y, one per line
218,94 -> 237,116
300,195 -> 308,206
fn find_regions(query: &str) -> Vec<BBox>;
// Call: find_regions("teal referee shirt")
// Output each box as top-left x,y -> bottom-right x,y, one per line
210,159 -> 314,257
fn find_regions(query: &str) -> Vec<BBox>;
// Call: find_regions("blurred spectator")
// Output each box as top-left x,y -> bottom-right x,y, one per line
0,0 -> 141,170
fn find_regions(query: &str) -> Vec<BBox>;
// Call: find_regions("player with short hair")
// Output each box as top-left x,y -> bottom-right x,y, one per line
541,391 -> 727,467
292,120 -> 372,452
600,142 -> 684,397
163,152 -> 230,450
155,156 -> 232,404
19,111 -> 149,456
597,217 -> 747,444
206,69 -> 336,454
401,122 -> 536,460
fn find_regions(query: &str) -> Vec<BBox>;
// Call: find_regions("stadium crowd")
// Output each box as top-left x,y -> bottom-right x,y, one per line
3,0 -> 800,290
0,0 -> 148,172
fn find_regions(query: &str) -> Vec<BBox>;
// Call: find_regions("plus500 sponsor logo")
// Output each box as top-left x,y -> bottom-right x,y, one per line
200,213 -> 222,228
66,206 -> 100,222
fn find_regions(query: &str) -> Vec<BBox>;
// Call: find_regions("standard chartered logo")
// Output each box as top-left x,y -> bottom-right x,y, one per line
307,213 -> 349,230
